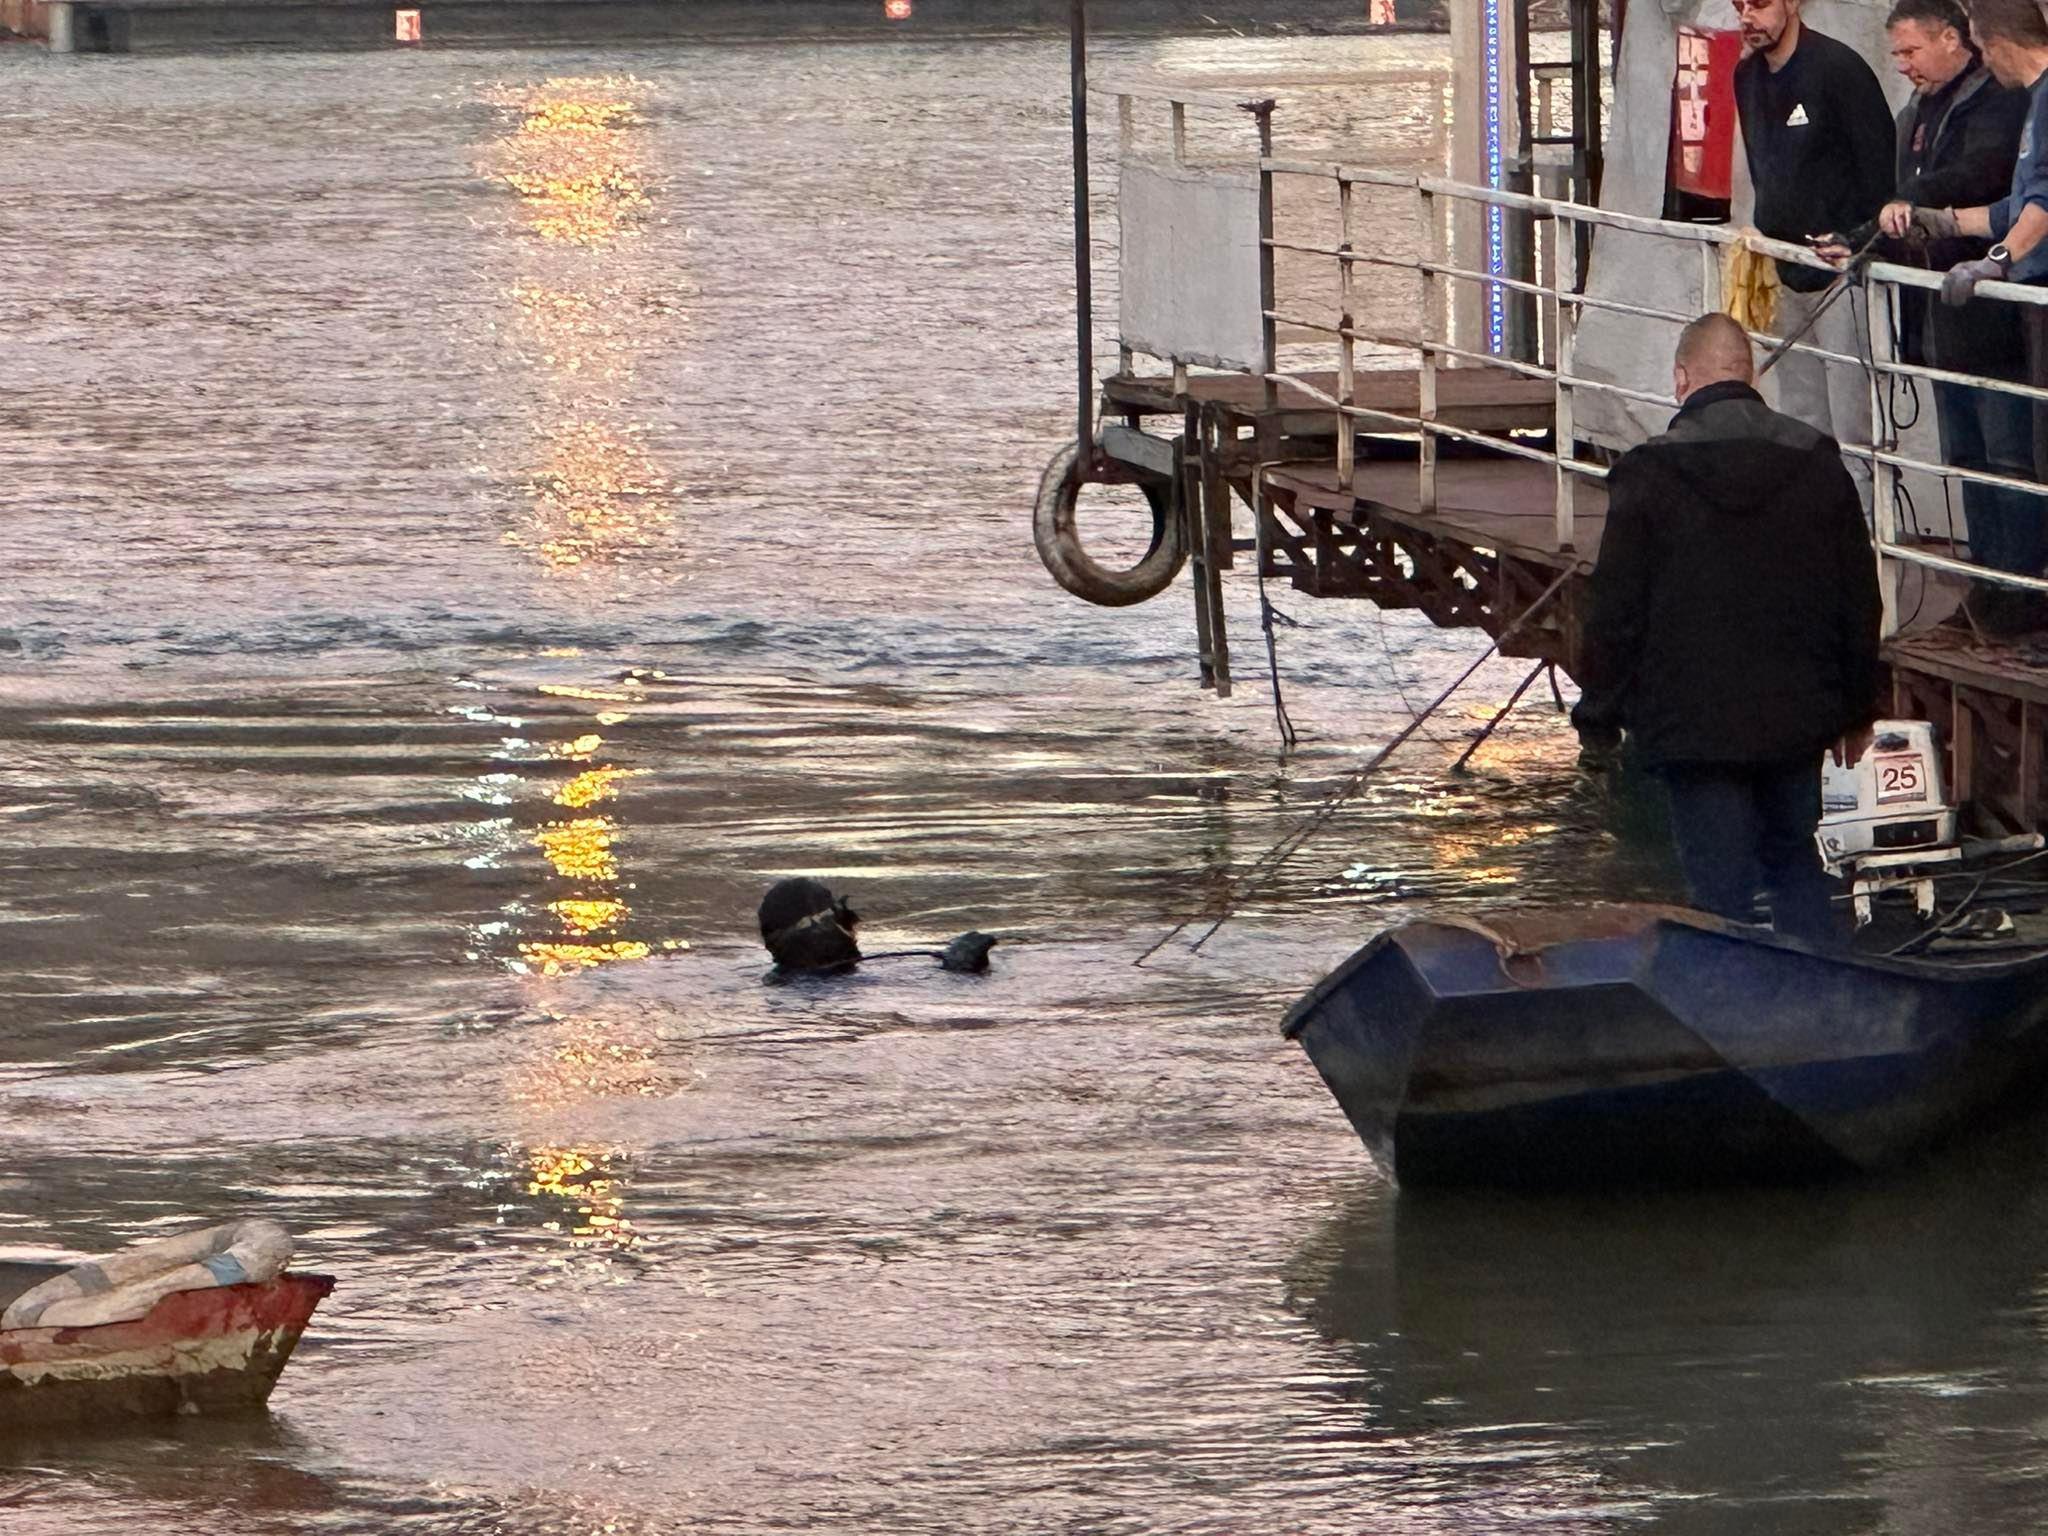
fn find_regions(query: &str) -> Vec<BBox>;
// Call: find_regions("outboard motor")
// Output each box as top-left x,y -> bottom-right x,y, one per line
1817,719 -> 1962,926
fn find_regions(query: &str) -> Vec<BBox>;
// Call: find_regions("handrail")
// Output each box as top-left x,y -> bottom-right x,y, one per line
1230,158 -> 2048,621
1115,143 -> 2048,627
1091,76 -> 1278,112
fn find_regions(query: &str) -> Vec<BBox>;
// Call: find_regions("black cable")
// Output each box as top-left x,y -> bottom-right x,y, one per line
1133,563 -> 1577,965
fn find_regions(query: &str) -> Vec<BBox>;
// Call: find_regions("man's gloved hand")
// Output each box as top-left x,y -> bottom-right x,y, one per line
1575,723 -> 1623,772
1569,699 -> 1623,772
1906,205 -> 1960,240
1943,255 -> 2007,306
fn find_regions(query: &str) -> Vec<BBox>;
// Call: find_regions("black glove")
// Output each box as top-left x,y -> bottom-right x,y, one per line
1570,700 -> 1623,771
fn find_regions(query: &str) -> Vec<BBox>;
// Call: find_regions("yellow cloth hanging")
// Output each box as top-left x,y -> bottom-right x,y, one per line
1721,235 -> 1779,334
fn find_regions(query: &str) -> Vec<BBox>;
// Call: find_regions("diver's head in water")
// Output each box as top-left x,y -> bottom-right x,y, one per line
759,877 -> 862,973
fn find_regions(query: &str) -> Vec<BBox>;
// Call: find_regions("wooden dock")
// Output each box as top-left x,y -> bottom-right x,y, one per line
1110,362 -> 2048,833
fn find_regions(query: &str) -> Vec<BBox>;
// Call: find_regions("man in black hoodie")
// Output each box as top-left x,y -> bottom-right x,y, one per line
1573,314 -> 1884,945
1733,0 -> 1897,500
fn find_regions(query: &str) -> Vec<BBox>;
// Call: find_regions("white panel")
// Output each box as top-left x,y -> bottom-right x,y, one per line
1119,160 -> 1266,372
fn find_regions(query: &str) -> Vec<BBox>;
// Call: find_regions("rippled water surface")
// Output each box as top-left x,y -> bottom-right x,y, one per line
5,31 -> 2048,1536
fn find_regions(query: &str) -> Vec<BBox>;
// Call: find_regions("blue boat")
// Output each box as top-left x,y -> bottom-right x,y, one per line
1282,905 -> 2048,1189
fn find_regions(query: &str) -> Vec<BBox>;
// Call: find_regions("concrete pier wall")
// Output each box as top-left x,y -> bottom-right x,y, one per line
10,0 -> 1402,52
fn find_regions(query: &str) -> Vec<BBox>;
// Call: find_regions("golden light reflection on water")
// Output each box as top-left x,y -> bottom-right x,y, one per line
533,815 -> 620,884
484,73 -> 683,576
546,732 -> 605,760
513,418 -> 676,571
521,1143 -> 642,1255
507,692 -> 685,976
490,82 -> 650,249
550,895 -> 628,933
555,764 -> 642,809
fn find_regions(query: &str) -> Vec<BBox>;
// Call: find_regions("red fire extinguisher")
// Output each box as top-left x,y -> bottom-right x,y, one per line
1670,25 -> 1741,202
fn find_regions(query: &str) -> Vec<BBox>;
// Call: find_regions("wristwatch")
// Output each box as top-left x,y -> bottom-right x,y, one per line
1988,242 -> 2014,270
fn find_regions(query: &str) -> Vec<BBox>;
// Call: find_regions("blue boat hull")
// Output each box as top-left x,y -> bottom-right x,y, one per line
1282,907 -> 2048,1188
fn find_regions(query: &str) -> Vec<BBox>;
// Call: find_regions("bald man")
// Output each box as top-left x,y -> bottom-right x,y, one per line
1573,313 -> 1883,945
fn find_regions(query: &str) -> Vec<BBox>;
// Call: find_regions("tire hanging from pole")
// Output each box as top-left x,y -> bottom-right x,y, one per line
1032,437 -> 1187,607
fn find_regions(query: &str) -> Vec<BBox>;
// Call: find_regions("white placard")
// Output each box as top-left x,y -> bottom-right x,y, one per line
1119,160 -> 1266,373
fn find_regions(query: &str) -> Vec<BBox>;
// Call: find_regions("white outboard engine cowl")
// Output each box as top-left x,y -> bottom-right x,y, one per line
1817,719 -> 1957,871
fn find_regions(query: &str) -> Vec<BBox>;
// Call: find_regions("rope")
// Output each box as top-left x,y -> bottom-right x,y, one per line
1753,230 -> 1881,381
1133,562 -> 1577,966
1253,466 -> 1301,752
1449,658 -> 1549,775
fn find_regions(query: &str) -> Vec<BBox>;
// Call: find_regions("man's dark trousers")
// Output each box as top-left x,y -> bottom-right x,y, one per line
1934,381 -> 2044,575
1660,758 -> 1836,946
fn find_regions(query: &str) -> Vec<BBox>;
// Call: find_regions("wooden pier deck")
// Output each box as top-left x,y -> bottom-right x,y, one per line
1121,362 -> 2048,832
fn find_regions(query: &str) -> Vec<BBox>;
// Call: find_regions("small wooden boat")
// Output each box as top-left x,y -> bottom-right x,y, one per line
1283,904 -> 2048,1189
0,1260 -> 332,1428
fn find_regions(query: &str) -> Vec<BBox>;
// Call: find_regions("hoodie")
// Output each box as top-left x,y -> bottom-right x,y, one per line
1572,381 -> 1884,768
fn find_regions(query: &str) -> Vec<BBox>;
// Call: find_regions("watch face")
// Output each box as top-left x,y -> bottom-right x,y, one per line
1991,243 -> 2013,262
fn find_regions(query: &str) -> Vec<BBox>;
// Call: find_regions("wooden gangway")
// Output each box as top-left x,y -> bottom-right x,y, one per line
1110,359 -> 2048,832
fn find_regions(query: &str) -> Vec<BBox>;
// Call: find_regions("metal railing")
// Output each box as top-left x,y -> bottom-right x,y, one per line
1094,73 -> 1459,394
1252,159 -> 2048,635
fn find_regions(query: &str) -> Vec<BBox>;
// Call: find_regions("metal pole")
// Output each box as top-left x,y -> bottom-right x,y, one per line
1071,0 -> 1095,458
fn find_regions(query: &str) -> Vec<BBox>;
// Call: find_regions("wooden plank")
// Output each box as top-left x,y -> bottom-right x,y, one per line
1886,631 -> 2048,709
1101,365 -> 1556,434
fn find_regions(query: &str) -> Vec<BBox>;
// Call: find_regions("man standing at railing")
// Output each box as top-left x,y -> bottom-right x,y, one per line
1733,0 -> 1896,495
1901,0 -> 2048,631
1574,314 -> 1881,946
1827,0 -> 2033,628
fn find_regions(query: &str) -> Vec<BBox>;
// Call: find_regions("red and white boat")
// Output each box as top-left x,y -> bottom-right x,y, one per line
0,1223 -> 332,1428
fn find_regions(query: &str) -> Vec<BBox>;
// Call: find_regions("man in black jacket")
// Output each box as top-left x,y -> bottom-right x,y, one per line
1574,314 -> 1884,946
1858,0 -> 2032,618
1733,0 -> 1897,499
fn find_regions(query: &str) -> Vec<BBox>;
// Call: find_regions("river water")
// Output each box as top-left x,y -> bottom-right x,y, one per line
3,30 -> 2048,1536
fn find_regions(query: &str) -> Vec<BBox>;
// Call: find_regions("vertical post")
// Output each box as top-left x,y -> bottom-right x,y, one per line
1505,0 -> 1537,361
1574,0 -> 1605,210
1865,280 -> 1901,636
1117,92 -> 1134,379
1337,175 -> 1357,492
1418,183 -> 1442,514
1070,0 -> 1094,457
1202,408 -> 1233,695
1185,402 -> 1217,692
47,1 -> 74,50
1553,211 -> 1578,552
1171,100 -> 1187,164
1255,102 -> 1278,412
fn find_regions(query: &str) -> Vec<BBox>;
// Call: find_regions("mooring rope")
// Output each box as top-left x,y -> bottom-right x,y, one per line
1133,562 -> 1578,966
1253,465 -> 1301,753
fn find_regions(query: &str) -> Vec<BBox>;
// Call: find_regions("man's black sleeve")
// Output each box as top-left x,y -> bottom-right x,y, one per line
1828,455 -> 1885,732
1841,57 -> 1903,222
1899,89 -> 2028,210
1571,454 -> 1655,735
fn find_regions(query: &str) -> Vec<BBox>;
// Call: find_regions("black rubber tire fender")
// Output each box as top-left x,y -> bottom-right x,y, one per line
1032,437 -> 1188,608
